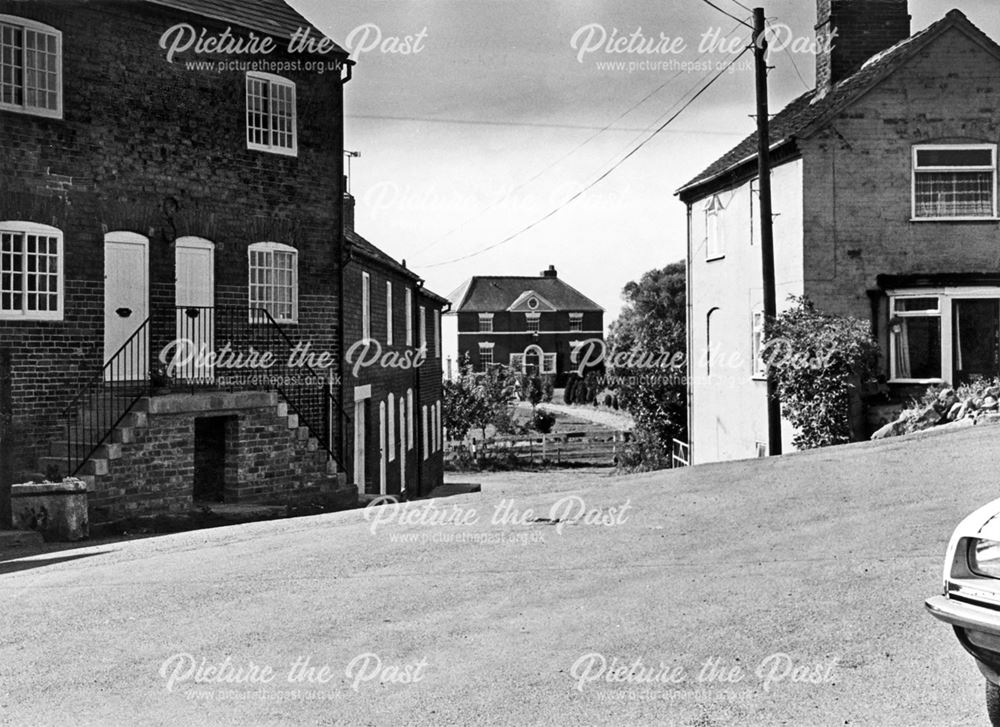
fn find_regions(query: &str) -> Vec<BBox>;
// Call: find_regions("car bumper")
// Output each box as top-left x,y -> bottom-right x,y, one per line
926,595 -> 1000,636
927,595 -> 1000,682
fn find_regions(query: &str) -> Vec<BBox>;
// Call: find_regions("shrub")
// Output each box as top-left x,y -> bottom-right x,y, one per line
765,297 -> 879,450
532,409 -> 556,434
541,375 -> 555,403
564,376 -> 577,404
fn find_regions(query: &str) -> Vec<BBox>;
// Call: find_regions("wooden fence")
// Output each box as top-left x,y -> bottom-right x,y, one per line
447,430 -> 631,467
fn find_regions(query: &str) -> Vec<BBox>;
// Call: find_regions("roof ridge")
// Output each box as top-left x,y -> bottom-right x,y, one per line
676,8 -> 993,199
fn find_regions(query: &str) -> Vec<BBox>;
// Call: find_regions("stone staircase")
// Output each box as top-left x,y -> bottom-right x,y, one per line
37,391 -> 348,522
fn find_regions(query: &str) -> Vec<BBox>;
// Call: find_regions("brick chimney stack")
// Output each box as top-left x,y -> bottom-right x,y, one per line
541,265 -> 557,278
815,0 -> 910,95
342,175 -> 355,232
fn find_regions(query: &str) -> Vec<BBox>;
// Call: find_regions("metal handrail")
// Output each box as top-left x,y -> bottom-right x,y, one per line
62,317 -> 151,476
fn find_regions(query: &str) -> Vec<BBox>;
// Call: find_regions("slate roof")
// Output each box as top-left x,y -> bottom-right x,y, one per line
346,229 -> 450,306
677,10 -> 996,201
450,276 -> 603,313
145,0 -> 346,51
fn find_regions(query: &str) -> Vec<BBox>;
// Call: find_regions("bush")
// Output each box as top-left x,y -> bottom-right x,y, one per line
564,376 -> 577,404
615,429 -> 671,473
603,393 -> 613,408
542,375 -> 555,403
532,409 -> 556,434
765,297 -> 879,449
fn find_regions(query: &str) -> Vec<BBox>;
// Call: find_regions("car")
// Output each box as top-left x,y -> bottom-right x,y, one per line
927,497 -> 1000,726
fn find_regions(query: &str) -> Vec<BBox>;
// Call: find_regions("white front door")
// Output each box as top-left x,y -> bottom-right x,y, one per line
353,385 -> 371,495
399,397 -> 407,494
378,401 -> 387,495
104,232 -> 149,381
175,237 -> 215,382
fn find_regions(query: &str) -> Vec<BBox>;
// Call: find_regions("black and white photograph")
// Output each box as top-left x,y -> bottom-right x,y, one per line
2,0 -> 1000,724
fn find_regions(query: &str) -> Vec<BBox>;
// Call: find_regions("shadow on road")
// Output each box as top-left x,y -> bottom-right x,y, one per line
0,551 -> 109,575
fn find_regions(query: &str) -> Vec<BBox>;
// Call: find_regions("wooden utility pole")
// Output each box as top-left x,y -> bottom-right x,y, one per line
753,8 -> 782,456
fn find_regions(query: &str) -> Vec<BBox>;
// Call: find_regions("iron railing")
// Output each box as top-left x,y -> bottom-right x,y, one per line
63,317 -> 151,477
671,438 -> 690,468
172,306 -> 350,471
59,307 -> 350,478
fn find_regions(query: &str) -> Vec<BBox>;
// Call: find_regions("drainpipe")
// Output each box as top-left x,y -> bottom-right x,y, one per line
337,57 -> 354,480
685,202 -> 694,463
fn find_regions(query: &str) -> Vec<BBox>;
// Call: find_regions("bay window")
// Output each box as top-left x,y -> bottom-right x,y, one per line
890,296 -> 941,381
888,290 -> 1000,385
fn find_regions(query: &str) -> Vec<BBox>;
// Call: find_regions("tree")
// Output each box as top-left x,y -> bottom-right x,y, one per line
764,297 -> 879,449
607,261 -> 687,469
442,357 -> 482,443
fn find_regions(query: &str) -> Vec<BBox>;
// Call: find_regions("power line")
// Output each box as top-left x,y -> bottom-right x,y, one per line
727,0 -> 754,13
766,18 -> 811,91
344,112 -> 742,135
410,19 -> 748,259
420,46 -> 753,269
697,0 -> 753,29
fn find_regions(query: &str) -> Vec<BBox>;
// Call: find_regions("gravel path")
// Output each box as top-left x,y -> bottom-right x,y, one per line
534,401 -> 634,431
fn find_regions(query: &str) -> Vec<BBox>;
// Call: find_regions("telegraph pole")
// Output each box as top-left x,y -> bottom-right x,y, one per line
753,7 -> 781,456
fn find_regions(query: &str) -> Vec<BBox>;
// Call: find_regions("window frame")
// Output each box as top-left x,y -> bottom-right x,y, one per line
405,288 -> 413,346
387,392 -> 396,462
705,194 -> 725,261
247,241 -> 298,324
888,293 -> 944,384
0,15 -> 62,119
478,312 -> 494,333
478,342 -> 494,370
245,71 -> 297,157
568,312 -> 583,332
419,305 -> 427,350
406,388 -> 414,450
911,143 -> 998,221
385,280 -> 393,345
751,310 -> 766,380
525,312 -> 540,332
434,309 -> 441,358
0,220 -> 63,320
361,271 -> 371,340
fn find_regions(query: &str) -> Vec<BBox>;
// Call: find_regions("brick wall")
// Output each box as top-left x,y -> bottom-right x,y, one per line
456,310 -> 604,383
0,0 -> 346,469
90,393 -> 336,524
802,23 -> 1000,345
342,250 -> 446,497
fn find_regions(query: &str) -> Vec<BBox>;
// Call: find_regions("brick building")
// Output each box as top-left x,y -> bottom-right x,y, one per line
448,267 -> 604,385
0,0 -> 444,524
678,2 -> 1000,464
341,191 -> 447,498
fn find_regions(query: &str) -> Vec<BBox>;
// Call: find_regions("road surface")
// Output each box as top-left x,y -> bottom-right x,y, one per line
1,427 -> 996,726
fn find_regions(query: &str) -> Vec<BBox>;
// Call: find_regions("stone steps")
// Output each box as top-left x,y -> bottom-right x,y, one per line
38,393 -> 341,512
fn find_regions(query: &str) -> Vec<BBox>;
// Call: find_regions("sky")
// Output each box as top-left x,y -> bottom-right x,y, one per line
289,0 -> 1000,326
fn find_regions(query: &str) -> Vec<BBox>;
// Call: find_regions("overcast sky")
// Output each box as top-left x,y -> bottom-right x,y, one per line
289,0 -> 1000,324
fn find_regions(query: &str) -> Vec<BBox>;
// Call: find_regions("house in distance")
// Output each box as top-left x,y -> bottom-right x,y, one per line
448,266 -> 604,385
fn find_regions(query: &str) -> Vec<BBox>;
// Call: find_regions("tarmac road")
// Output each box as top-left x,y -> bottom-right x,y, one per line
1,426 -> 997,726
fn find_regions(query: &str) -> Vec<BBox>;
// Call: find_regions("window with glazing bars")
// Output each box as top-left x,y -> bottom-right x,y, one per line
248,243 -> 297,323
246,72 -> 297,155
